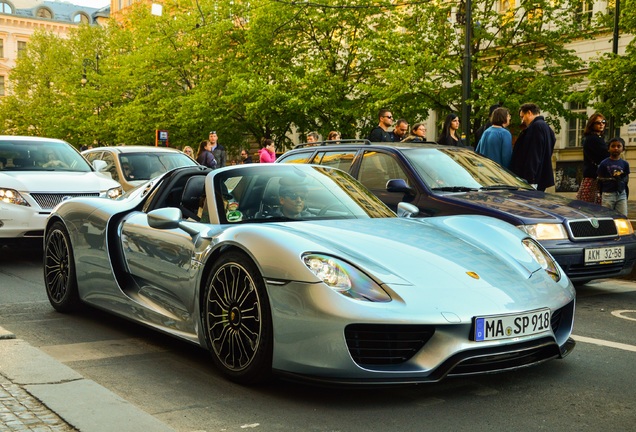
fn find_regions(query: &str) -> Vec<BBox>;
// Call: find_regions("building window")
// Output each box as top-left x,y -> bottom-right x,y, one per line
36,7 -> 53,19
0,2 -> 13,14
567,102 -> 587,147
73,12 -> 90,24
574,1 -> 593,29
0,39 -> 3,58
0,76 -> 4,96
17,40 -> 26,58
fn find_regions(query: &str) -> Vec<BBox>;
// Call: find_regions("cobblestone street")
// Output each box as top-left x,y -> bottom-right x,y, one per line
0,377 -> 75,432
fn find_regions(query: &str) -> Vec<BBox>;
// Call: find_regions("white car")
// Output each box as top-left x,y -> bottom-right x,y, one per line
82,145 -> 199,192
0,136 -> 122,245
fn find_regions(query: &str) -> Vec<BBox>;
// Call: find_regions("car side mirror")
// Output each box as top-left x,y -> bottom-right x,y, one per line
148,207 -> 201,237
387,178 -> 414,195
93,160 -> 107,171
397,202 -> 419,218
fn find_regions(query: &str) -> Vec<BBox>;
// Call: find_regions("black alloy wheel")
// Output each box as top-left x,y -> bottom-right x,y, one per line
203,251 -> 273,384
44,221 -> 82,312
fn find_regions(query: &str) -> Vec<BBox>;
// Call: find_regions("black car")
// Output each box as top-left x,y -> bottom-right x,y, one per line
277,140 -> 636,284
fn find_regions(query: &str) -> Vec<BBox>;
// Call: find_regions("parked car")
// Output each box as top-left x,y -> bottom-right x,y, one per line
82,145 -> 199,191
0,136 -> 122,245
277,141 -> 636,284
44,163 -> 575,385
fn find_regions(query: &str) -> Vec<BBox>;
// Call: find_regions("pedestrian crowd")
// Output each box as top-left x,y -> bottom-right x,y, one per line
181,105 -> 628,215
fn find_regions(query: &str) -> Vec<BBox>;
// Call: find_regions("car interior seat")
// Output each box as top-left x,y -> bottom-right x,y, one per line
180,175 -> 206,221
255,178 -> 281,218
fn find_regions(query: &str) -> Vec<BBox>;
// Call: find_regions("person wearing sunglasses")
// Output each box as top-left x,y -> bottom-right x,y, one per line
240,149 -> 253,164
278,185 -> 312,218
367,108 -> 394,142
182,146 -> 194,158
576,113 -> 609,204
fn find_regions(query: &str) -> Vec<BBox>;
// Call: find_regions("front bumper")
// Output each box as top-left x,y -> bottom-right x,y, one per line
545,237 -> 636,283
0,204 -> 48,239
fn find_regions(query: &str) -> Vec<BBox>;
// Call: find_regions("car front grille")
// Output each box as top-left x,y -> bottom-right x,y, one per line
31,193 -> 100,210
345,324 -> 435,366
567,218 -> 617,240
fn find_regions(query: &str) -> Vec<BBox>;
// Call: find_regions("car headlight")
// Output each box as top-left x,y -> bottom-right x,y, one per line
303,254 -> 391,302
106,186 -> 123,200
614,218 -> 634,236
522,238 -> 561,282
518,223 -> 568,240
0,188 -> 29,206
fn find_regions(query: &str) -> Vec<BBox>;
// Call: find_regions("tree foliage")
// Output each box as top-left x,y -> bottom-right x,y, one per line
586,0 -> 636,125
0,0 -> 601,154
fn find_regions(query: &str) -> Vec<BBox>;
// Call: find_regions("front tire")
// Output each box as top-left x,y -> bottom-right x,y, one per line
44,221 -> 82,312
202,251 -> 273,384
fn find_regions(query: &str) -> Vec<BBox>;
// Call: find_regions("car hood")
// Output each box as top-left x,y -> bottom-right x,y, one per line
446,189 -> 622,223
0,171 -> 120,192
262,217 -> 572,315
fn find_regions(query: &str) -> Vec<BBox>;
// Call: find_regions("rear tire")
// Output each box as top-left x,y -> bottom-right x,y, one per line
44,221 -> 82,312
202,251 -> 273,384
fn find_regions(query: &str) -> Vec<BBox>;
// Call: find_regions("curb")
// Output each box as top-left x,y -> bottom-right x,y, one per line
0,327 -> 176,432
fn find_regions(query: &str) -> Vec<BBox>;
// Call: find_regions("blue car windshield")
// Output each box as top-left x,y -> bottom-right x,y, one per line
403,148 -> 534,191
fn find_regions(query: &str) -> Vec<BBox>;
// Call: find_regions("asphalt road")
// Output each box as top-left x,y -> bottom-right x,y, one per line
1,245 -> 635,432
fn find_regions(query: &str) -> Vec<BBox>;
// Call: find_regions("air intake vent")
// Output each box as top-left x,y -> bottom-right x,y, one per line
568,218 -> 617,239
31,193 -> 100,210
345,324 -> 435,366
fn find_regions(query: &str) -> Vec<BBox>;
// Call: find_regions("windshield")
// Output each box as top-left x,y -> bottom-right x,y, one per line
403,148 -> 533,191
214,165 -> 395,223
0,139 -> 91,172
119,152 -> 198,181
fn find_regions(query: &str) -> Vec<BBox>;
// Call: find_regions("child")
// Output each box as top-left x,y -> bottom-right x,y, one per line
597,137 -> 630,216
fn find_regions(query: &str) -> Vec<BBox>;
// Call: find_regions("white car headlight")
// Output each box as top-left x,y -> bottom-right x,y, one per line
522,238 -> 561,282
106,186 -> 123,200
303,254 -> 391,302
0,188 -> 29,206
614,218 -> 634,236
518,223 -> 568,240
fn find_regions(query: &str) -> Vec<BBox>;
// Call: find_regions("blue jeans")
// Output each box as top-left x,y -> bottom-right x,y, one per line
601,191 -> 628,216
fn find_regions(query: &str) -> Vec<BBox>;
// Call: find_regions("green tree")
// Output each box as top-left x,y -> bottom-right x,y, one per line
586,1 -> 636,126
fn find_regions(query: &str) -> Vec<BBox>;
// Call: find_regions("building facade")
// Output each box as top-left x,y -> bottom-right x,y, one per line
0,0 -> 107,96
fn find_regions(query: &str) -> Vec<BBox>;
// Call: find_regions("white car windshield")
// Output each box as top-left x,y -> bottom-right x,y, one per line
0,139 -> 91,172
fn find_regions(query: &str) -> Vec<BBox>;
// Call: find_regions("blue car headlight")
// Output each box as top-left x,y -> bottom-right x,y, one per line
522,238 -> 561,282
0,188 -> 29,206
303,254 -> 391,302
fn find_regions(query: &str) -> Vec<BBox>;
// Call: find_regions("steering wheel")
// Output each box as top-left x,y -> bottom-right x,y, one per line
318,203 -> 347,216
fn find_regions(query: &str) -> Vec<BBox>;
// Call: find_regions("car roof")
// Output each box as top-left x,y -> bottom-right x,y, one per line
287,140 -> 451,153
0,135 -> 68,144
83,146 -> 183,154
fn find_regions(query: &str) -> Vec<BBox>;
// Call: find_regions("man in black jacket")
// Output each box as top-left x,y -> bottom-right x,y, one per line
510,103 -> 555,191
209,130 -> 227,168
367,109 -> 394,142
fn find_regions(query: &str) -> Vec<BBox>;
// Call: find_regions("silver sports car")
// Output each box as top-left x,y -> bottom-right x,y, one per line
44,164 -> 576,385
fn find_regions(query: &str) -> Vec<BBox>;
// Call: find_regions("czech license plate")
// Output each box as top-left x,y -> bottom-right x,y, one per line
584,246 -> 625,264
474,309 -> 551,342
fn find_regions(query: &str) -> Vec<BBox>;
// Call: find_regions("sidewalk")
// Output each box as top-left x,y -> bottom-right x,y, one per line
0,327 -> 176,432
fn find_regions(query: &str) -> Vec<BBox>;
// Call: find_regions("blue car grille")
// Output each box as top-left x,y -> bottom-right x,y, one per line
567,218 -> 617,239
31,193 -> 100,210
345,324 -> 435,366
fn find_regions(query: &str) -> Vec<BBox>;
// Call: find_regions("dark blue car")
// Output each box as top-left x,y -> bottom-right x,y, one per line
277,141 -> 636,284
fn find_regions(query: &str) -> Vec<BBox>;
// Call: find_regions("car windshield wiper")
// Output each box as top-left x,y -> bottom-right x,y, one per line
431,186 -> 479,192
480,185 -> 520,191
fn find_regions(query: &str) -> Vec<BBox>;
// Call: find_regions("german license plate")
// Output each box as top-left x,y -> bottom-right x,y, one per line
584,246 -> 625,264
474,309 -> 551,342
